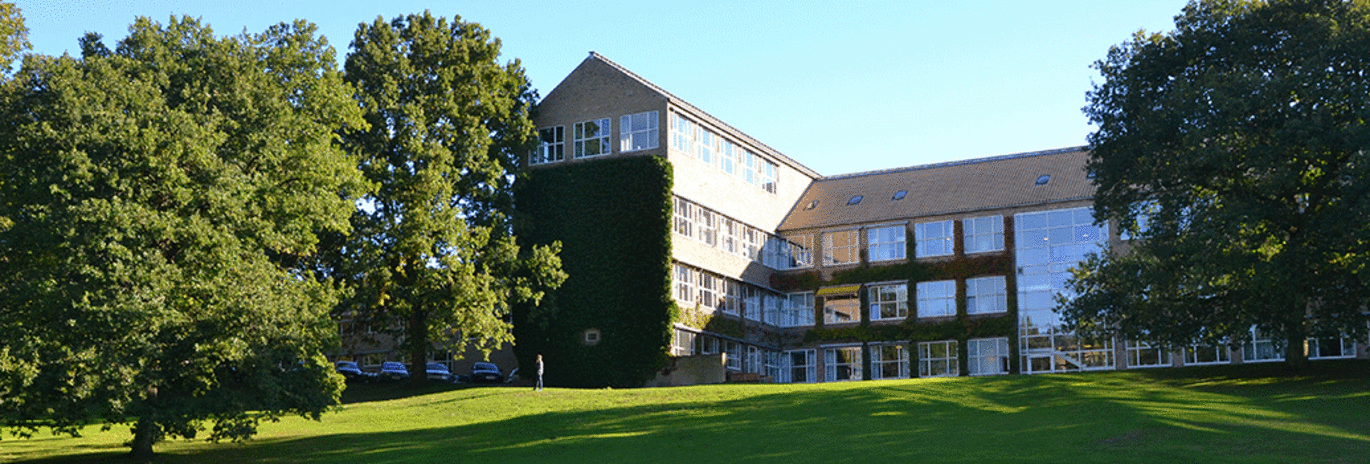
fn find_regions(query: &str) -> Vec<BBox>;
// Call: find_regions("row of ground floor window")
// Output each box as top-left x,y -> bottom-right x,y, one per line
672,326 -> 1365,383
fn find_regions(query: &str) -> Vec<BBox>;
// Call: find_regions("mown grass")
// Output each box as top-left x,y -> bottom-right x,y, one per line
6,360 -> 1369,463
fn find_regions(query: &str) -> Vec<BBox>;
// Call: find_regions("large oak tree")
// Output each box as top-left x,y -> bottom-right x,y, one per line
1064,0 -> 1370,367
333,11 -> 563,383
0,17 -> 365,457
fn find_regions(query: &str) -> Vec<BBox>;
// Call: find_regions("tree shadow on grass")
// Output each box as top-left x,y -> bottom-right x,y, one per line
18,361 -> 1370,464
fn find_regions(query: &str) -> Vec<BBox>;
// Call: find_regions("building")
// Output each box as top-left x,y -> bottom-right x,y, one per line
513,52 -> 1369,387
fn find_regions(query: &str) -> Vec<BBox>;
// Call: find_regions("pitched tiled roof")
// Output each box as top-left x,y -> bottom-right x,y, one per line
778,147 -> 1095,231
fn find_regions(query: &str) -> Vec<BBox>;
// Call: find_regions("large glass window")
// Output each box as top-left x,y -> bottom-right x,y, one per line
573,118 -> 610,158
868,283 -> 908,321
871,343 -> 909,380
619,111 -> 659,152
533,126 -> 564,165
825,346 -> 863,382
966,276 -> 1007,315
916,280 -> 956,318
786,234 -> 814,269
785,350 -> 816,383
918,340 -> 958,377
915,220 -> 954,257
1020,329 -> 1114,374
823,294 -> 860,324
1126,340 -> 1168,368
783,292 -> 815,327
867,225 -> 906,262
823,229 -> 859,265
1185,343 -> 1231,365
968,338 -> 1009,376
963,215 -> 1004,253
1015,207 -> 1109,329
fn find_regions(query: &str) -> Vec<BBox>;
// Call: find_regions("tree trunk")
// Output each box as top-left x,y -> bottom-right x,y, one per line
1284,333 -> 1309,370
128,416 -> 160,459
408,310 -> 429,386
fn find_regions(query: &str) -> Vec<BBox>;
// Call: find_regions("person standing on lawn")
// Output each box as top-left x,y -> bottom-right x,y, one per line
535,354 -> 544,391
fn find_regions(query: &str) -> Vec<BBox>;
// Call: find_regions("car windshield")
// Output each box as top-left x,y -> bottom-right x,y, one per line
473,362 -> 498,371
382,362 -> 404,370
337,362 -> 357,368
426,362 -> 448,371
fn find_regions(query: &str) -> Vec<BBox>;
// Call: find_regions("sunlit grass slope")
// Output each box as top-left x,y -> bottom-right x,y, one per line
8,360 -> 1368,463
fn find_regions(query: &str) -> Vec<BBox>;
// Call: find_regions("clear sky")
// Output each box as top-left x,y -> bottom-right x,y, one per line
14,0 -> 1190,176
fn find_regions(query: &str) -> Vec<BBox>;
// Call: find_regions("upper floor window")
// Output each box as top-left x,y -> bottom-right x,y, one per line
760,159 -> 778,194
670,113 -> 693,153
822,229 -> 859,266
869,283 -> 908,320
619,110 -> 659,152
721,140 -> 740,176
574,118 -> 610,158
966,276 -> 1007,315
786,234 -> 814,269
867,225 -> 906,262
696,128 -> 717,165
916,280 -> 956,318
532,126 -> 564,165
963,216 -> 1004,253
915,220 -> 954,258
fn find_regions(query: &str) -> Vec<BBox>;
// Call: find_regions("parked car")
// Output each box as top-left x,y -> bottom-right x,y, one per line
425,362 -> 453,382
335,361 -> 373,382
470,362 -> 503,383
379,361 -> 410,381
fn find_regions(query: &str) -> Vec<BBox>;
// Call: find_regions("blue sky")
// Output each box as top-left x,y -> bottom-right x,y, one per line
14,1 -> 1189,176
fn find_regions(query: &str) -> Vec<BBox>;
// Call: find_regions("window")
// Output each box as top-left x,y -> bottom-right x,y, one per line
742,150 -> 759,185
1019,328 -> 1114,374
1242,328 -> 1284,363
968,338 -> 1009,376
673,197 -> 694,238
823,229 -> 859,265
619,110 -> 658,152
963,216 -> 1003,253
721,218 -> 739,254
742,286 -> 761,321
670,113 -> 693,153
804,200 -> 819,210
1309,336 -> 1356,359
892,190 -> 907,201
574,118 -> 610,158
673,264 -> 695,304
1126,340 -> 1168,368
760,160 -> 779,194
1015,207 -> 1109,330
721,140 -> 739,175
871,343 -> 909,380
919,340 -> 958,377
696,208 -> 718,247
867,225 -> 906,262
722,281 -> 741,316
1122,200 -> 1160,240
673,329 -> 696,356
965,276 -> 1007,315
1035,174 -> 1051,185
784,350 -> 816,383
697,272 -> 719,311
915,220 -> 954,257
916,280 -> 956,318
868,283 -> 908,320
1185,343 -> 1231,365
847,195 -> 863,206
725,341 -> 742,370
786,234 -> 814,269
784,292 -> 815,327
696,128 -> 717,165
823,294 -> 860,324
533,126 -> 564,164
825,346 -> 863,381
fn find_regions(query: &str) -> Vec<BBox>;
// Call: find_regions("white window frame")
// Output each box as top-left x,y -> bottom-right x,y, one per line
965,276 -> 1007,315
673,264 -> 695,304
824,346 -> 864,382
673,197 -> 694,238
786,234 -> 814,269
968,338 -> 1009,376
784,292 -> 815,327
915,220 -> 954,257
867,225 -> 907,262
619,110 -> 659,152
1125,340 -> 1168,368
533,126 -> 564,165
1184,343 -> 1231,365
918,340 -> 958,377
695,129 -> 717,165
1242,328 -> 1284,363
823,229 -> 860,266
785,349 -> 816,383
822,294 -> 860,324
670,112 -> 694,154
916,280 -> 956,318
573,118 -> 611,158
760,159 -> 778,194
868,283 -> 908,321
963,215 -> 1004,253
870,343 -> 910,380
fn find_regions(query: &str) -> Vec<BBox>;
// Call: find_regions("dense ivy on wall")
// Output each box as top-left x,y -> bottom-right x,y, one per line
778,215 -> 1022,376
512,156 -> 674,388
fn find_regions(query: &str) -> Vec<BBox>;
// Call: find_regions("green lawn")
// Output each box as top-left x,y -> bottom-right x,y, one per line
7,360 -> 1369,463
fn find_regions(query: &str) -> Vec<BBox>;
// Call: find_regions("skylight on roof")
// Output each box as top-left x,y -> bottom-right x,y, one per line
892,190 -> 907,201
804,200 -> 819,210
1036,175 -> 1051,185
847,195 -> 863,206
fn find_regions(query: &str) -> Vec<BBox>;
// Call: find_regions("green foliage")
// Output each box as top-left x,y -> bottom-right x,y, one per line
0,1 -> 27,72
332,11 -> 564,383
1075,0 -> 1370,363
0,16 -> 362,457
512,156 -> 674,388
